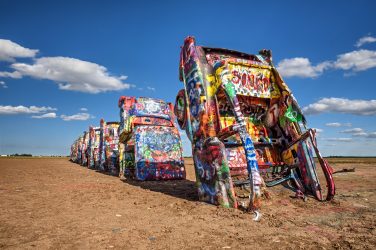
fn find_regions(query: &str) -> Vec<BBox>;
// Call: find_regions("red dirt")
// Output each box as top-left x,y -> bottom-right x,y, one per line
0,157 -> 375,249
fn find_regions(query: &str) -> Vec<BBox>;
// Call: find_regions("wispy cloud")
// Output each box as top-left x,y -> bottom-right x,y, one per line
60,112 -> 94,121
355,36 -> 376,47
340,128 -> 376,138
340,128 -> 367,137
80,107 -> 88,111
303,98 -> 376,116
277,36 -> 376,78
0,39 -> 38,62
340,128 -> 364,134
146,86 -> 156,91
326,138 -> 352,142
0,39 -> 133,94
0,81 -> 7,88
0,71 -> 22,79
367,132 -> 376,138
276,58 -> 331,78
11,57 -> 131,94
325,122 -> 352,127
31,112 -> 57,119
0,105 -> 56,115
333,49 -> 376,72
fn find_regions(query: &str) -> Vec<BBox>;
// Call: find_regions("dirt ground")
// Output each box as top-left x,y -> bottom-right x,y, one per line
0,157 -> 375,249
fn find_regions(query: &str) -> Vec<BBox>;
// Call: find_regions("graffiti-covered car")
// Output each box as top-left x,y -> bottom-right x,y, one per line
118,96 -> 185,181
81,131 -> 89,166
76,135 -> 84,164
88,126 -> 101,169
70,138 -> 79,162
175,36 -> 335,219
99,119 -> 120,175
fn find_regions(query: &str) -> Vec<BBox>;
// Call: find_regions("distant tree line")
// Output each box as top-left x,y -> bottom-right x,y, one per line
1,154 -> 68,157
9,154 -> 33,157
326,156 -> 376,158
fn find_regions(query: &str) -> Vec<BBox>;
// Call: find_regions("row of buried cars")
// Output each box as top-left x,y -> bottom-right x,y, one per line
71,37 -> 336,220
70,96 -> 186,181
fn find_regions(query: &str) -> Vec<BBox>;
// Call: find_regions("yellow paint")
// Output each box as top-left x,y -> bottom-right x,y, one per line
281,145 -> 298,165
206,74 -> 221,97
270,82 -> 281,99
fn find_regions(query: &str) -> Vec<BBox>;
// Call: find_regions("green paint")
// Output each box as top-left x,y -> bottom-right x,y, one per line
225,83 -> 236,98
285,105 -> 302,122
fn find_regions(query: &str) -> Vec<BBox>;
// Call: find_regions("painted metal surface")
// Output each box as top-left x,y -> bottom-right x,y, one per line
118,96 -> 185,181
99,119 -> 120,175
70,139 -> 79,163
175,36 -> 335,215
76,135 -> 84,164
81,131 -> 89,166
88,126 -> 101,169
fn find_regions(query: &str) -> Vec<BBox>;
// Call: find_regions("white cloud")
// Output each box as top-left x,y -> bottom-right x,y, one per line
31,112 -> 57,119
11,57 -> 131,94
0,39 -> 38,62
333,49 -> 376,72
0,105 -> 56,115
0,71 -> 22,79
303,98 -> 376,116
325,122 -> 341,127
80,107 -> 88,111
355,36 -> 376,47
340,128 -> 364,134
147,86 -> 156,91
326,138 -> 352,142
276,57 -> 331,78
0,81 -> 7,88
366,132 -> 376,138
325,122 -> 352,127
340,128 -> 368,137
353,132 -> 368,137
60,112 -> 94,121
340,128 -> 376,138
276,35 -> 376,78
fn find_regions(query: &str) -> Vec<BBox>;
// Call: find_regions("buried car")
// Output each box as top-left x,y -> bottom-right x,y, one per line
81,131 -> 89,167
88,125 -> 101,169
118,96 -> 185,181
99,119 -> 120,175
76,135 -> 84,164
70,138 -> 80,163
175,36 -> 335,219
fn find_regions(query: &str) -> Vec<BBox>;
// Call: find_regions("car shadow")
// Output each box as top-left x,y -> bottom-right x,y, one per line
122,178 -> 198,202
70,160 -> 198,202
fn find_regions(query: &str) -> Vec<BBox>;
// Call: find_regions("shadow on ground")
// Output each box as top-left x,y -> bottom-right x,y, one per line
123,179 -> 198,202
72,160 -> 199,202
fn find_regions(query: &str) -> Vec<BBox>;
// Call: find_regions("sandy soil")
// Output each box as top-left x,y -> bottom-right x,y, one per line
0,157 -> 375,249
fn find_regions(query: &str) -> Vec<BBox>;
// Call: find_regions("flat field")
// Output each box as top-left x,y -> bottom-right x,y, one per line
0,157 -> 375,249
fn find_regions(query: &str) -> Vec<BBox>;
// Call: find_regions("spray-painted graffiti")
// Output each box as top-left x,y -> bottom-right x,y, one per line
81,131 -> 89,166
176,36 -> 335,218
133,97 -> 171,120
99,120 -> 120,175
88,126 -> 101,169
118,96 -> 185,181
227,64 -> 272,98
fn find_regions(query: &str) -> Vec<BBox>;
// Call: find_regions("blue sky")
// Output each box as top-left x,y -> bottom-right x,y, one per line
0,0 -> 375,156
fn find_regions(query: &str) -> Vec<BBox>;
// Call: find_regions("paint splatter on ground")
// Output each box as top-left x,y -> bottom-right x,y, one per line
0,157 -> 375,249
